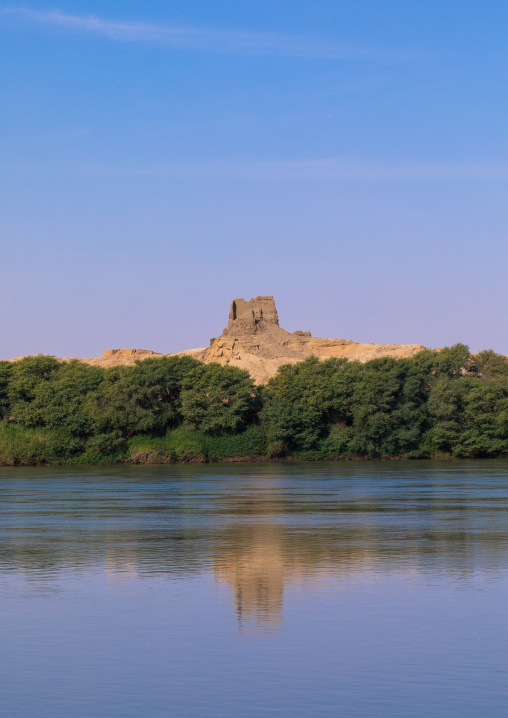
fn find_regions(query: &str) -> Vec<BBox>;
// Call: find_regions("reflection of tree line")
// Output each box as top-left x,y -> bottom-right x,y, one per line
2,473 -> 508,628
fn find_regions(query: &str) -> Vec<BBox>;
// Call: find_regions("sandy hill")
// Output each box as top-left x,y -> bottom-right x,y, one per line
8,296 -> 426,384
196,296 -> 425,383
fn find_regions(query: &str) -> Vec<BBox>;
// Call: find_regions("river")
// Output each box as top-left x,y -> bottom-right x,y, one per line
1,461 -> 508,716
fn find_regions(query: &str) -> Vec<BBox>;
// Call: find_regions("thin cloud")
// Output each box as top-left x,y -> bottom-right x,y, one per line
0,7 -> 403,59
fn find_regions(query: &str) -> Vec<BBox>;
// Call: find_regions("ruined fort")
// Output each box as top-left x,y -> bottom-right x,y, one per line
198,296 -> 424,383
9,296 -> 426,384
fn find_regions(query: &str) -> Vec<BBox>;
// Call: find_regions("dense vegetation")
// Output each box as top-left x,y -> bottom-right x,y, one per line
1,344 -> 508,465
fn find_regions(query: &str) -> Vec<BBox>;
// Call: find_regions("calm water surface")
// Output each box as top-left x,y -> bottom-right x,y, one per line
1,460 -> 508,717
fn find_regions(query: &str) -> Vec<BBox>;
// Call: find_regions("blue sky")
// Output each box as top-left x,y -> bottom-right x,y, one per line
2,1 -> 508,357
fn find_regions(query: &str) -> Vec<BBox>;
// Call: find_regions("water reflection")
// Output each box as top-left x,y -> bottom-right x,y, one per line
2,461 -> 508,631
214,501 -> 286,630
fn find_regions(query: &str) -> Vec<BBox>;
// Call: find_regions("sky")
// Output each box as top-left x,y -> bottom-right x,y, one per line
2,1 -> 508,358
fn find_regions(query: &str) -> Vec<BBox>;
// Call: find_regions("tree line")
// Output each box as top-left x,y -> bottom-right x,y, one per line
1,344 -> 508,464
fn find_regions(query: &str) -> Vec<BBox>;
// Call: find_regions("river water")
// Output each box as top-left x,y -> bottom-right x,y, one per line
1,461 -> 508,717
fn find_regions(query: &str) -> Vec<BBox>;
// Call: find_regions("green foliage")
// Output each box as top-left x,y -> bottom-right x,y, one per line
85,430 -> 126,457
87,356 -> 199,437
0,423 -> 84,465
203,424 -> 268,460
0,423 -> 51,465
261,355 -> 431,458
181,363 -> 260,433
260,357 -> 351,451
344,357 -> 432,458
426,375 -> 508,457
8,355 -> 61,424
10,360 -> 104,435
3,344 -> 508,465
0,361 -> 12,419
472,349 -> 508,380
433,343 -> 472,377
128,427 -> 206,463
127,425 -> 268,463
260,345 -> 508,460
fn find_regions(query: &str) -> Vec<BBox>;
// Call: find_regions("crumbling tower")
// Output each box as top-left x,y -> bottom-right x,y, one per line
223,296 -> 280,337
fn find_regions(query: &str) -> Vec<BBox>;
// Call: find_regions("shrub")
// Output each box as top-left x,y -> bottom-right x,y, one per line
181,363 -> 260,433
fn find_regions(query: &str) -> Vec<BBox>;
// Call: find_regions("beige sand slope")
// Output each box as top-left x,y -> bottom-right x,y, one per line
195,296 -> 425,383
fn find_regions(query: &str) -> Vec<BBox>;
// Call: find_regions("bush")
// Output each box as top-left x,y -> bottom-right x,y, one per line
86,355 -> 200,437
0,361 -> 12,419
203,425 -> 268,460
181,363 -> 260,433
261,357 -> 351,451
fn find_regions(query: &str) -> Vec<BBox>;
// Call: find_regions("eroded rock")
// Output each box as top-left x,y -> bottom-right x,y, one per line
197,296 -> 426,383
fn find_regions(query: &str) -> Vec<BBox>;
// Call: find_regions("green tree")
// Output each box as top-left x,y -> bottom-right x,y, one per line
433,343 -> 472,378
181,363 -> 259,433
8,355 -> 62,426
0,361 -> 13,419
9,359 -> 103,436
260,356 -> 351,452
472,349 -> 508,381
427,374 -> 508,457
85,355 -> 200,437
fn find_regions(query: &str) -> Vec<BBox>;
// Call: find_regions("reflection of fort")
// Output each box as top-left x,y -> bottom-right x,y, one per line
105,547 -> 139,581
212,520 -> 382,632
214,523 -> 285,631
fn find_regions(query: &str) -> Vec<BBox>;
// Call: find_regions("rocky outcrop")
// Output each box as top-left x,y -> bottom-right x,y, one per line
195,296 -> 425,383
7,295 -> 426,383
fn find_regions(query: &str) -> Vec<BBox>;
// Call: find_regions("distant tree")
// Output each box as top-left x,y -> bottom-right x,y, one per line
8,355 -> 62,426
344,357 -> 417,457
85,355 -> 200,437
181,363 -> 260,433
427,374 -> 508,457
472,349 -> 508,381
260,356 -> 351,451
3,341 -> 508,464
433,343 -> 472,378
9,359 -> 103,435
0,361 -> 12,419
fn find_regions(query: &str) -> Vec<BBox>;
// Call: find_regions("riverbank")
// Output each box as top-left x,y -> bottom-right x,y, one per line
2,346 -> 508,466
0,423 -> 493,467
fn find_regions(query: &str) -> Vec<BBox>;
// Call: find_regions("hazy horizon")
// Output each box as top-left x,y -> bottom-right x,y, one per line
2,1 -> 508,358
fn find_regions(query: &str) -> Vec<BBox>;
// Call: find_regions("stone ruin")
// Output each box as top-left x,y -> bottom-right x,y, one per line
200,295 -> 426,384
224,296 -> 280,336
